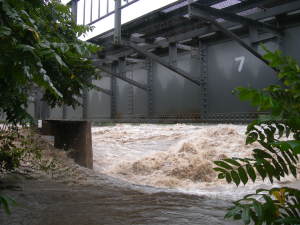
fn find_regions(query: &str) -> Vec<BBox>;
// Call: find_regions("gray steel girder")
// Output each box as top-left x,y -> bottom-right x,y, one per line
190,3 -> 282,35
122,40 -> 203,86
97,64 -> 149,91
93,85 -> 113,96
189,6 -> 271,68
99,0 -> 300,61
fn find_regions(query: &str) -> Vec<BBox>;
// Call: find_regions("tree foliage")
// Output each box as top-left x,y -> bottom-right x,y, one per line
214,48 -> 300,224
0,0 -> 99,214
0,0 -> 100,124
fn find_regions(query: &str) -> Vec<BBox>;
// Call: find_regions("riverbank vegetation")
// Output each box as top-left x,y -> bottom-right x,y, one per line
0,0 -> 97,213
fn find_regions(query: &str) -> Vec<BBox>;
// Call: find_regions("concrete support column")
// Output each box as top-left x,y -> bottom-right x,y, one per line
40,120 -> 93,169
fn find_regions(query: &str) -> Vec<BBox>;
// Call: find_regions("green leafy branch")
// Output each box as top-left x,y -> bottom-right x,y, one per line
214,121 -> 300,186
0,194 -> 16,215
214,47 -> 300,224
226,188 -> 300,225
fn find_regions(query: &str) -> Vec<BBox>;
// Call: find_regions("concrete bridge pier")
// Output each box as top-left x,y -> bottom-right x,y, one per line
39,120 -> 93,169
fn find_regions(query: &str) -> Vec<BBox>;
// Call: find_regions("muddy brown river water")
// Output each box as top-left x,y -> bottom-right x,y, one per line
0,174 -> 241,225
1,124 -> 298,225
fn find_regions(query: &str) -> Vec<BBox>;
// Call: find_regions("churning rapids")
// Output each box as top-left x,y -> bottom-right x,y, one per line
92,124 -> 298,200
2,124 -> 300,225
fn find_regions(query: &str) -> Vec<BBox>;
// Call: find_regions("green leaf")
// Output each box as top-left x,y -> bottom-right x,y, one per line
223,158 -> 241,167
253,201 -> 263,220
214,161 -> 233,170
276,154 -> 289,175
238,166 -> 248,185
0,195 -> 15,215
0,26 -> 12,36
255,164 -> 267,180
242,207 -> 251,225
225,206 -> 242,219
225,172 -> 232,183
53,53 -> 68,68
213,167 -> 228,173
0,196 -> 10,214
286,140 -> 300,154
218,173 -> 225,179
253,149 -> 273,159
262,160 -> 276,183
246,132 -> 258,145
276,217 -> 300,224
246,164 -> 256,182
16,44 -> 35,53
276,124 -> 285,138
289,164 -> 297,178
231,170 -> 241,186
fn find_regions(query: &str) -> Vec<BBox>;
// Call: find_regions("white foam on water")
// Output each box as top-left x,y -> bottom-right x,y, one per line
92,124 -> 299,200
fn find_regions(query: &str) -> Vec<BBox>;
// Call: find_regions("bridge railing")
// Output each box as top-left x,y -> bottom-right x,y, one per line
74,0 -> 141,26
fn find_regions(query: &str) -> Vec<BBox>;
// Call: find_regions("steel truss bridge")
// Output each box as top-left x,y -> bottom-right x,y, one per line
28,0 -> 300,123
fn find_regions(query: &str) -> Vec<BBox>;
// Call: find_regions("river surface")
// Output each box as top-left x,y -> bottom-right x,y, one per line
92,124 -> 295,200
1,124 -> 298,225
0,174 -> 241,225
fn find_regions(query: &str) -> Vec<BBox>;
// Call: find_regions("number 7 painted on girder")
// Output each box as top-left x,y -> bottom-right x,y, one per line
235,56 -> 245,72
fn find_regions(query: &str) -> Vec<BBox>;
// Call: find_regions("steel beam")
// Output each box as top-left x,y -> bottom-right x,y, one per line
199,40 -> 208,120
125,62 -> 147,72
110,63 -> 117,119
127,71 -> 134,115
125,57 -> 145,63
119,58 -> 134,115
177,44 -> 198,51
82,87 -> 89,119
62,105 -> 67,119
249,25 -> 259,48
98,64 -> 149,91
99,0 -> 300,61
114,0 -> 122,45
83,0 -> 86,25
93,85 -> 113,96
147,59 -> 154,118
98,0 -> 101,18
169,42 -> 177,66
190,4 -> 282,35
123,41 -> 203,86
71,0 -> 78,23
189,7 -> 271,67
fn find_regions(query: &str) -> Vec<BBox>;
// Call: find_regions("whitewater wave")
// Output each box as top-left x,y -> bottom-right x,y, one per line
92,124 -> 298,199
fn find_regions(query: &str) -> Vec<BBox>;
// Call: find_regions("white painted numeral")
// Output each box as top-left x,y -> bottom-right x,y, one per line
235,56 -> 245,72
38,120 -> 42,128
